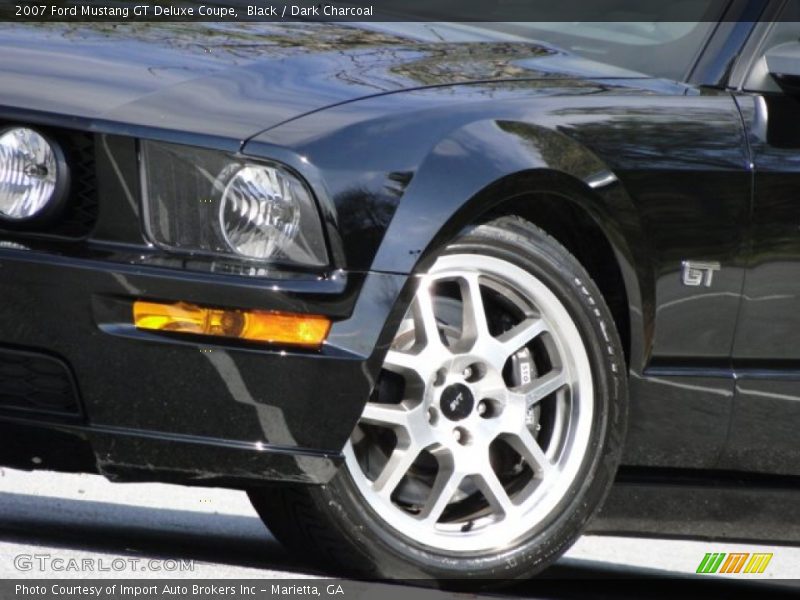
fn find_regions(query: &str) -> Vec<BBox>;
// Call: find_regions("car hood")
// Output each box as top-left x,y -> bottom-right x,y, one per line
0,22 -> 650,143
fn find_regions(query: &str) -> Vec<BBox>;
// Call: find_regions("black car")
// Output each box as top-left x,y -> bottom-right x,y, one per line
1,0 -> 800,582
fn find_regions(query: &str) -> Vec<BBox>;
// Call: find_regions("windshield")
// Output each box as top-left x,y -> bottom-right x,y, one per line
478,21 -> 719,81
377,0 -> 727,81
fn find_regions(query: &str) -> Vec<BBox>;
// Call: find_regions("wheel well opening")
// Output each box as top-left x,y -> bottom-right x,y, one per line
484,193 -> 631,367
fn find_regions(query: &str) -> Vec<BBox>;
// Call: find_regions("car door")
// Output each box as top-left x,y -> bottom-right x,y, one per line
724,3 -> 800,474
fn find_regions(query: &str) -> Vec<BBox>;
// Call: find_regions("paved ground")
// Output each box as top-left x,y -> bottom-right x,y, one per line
0,468 -> 797,594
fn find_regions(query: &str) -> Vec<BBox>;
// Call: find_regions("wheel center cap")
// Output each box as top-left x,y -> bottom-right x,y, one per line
440,383 -> 474,421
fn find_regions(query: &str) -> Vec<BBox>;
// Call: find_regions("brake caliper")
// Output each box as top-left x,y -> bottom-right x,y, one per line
510,348 -> 540,432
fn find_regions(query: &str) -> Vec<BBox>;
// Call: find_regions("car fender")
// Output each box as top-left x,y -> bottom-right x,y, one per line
370,118 -> 649,371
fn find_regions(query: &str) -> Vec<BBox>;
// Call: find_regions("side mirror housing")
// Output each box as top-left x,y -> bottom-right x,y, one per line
765,41 -> 800,94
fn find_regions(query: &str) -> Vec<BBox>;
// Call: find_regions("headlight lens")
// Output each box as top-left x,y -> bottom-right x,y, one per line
219,165 -> 301,260
0,127 -> 67,221
141,141 -> 327,268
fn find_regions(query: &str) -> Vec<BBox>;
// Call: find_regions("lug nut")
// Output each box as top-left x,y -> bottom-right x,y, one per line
477,401 -> 487,416
427,407 -> 438,424
462,367 -> 473,379
453,426 -> 470,445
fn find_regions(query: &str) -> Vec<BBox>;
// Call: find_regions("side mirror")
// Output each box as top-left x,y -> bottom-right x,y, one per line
765,41 -> 800,95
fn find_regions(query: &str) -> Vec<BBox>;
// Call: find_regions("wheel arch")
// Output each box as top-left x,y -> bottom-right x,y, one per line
371,119 -> 652,372
477,172 -> 634,368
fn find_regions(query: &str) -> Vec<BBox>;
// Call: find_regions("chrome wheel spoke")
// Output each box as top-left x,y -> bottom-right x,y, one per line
420,464 -> 462,525
383,348 -> 423,374
361,402 -> 412,428
413,281 -> 446,351
476,465 -> 515,517
506,428 -> 553,477
516,369 -> 568,407
372,444 -> 420,499
460,273 -> 491,343
497,317 -> 547,357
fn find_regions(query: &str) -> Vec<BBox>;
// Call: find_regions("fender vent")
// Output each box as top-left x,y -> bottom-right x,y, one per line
0,347 -> 81,417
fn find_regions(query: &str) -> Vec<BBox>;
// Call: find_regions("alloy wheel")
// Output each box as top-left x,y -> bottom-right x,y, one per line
344,253 -> 594,553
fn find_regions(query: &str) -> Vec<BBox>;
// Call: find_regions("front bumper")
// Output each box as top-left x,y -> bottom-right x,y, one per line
0,245 -> 407,486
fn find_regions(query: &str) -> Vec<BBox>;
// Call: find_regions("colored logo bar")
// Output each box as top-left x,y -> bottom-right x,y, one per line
696,552 -> 773,574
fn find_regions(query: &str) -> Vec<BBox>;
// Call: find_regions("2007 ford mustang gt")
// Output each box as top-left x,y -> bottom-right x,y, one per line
1,0 -> 800,582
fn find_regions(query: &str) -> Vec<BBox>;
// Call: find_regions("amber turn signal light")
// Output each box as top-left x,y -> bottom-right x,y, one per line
133,301 -> 331,348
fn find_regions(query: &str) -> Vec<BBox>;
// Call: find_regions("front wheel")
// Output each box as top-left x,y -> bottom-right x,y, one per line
250,217 -> 627,582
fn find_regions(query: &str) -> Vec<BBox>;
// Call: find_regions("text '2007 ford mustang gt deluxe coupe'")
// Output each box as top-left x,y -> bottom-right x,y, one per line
1,0 -> 800,583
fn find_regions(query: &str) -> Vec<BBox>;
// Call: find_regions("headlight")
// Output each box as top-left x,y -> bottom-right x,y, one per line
0,127 -> 68,222
219,164 -> 301,260
141,141 -> 328,268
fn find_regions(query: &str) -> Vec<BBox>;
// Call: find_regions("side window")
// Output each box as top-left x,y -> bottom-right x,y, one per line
743,0 -> 800,92
740,1 -> 800,148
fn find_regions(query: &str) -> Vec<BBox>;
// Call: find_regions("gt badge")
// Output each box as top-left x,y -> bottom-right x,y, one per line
681,261 -> 721,287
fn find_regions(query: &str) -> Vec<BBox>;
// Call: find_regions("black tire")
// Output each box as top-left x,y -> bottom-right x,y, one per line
249,216 -> 628,583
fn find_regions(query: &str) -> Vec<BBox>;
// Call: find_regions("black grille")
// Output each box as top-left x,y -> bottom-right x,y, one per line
53,130 -> 99,238
0,126 -> 99,239
0,347 -> 82,417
